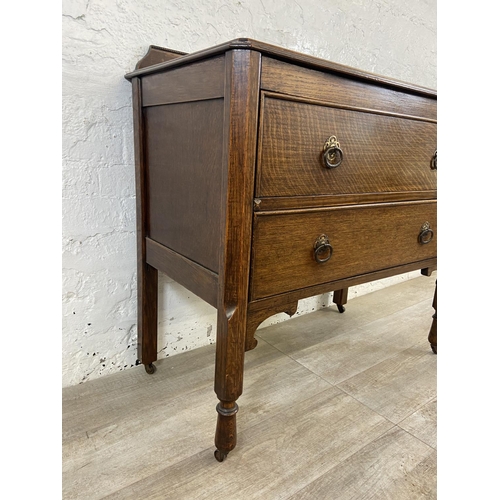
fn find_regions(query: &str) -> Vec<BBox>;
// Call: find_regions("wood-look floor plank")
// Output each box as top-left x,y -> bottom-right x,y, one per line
385,450 -> 437,499
63,276 -> 437,499
289,426 -> 435,500
237,341 -> 334,428
63,383 -> 215,498
63,337 -> 281,441
290,300 -> 433,385
337,343 -> 437,424
399,398 -> 437,449
103,390 -> 394,500
257,275 -> 436,356
63,344 -> 333,499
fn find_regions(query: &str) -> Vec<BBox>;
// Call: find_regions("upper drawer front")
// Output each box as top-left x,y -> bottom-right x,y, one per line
250,201 -> 437,300
256,95 -> 437,198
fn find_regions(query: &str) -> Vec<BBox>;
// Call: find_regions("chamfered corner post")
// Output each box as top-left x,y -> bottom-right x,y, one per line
213,48 -> 261,462
428,281 -> 437,354
132,77 -> 159,374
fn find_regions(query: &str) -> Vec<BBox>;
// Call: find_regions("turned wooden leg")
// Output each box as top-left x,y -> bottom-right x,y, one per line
214,401 -> 238,462
428,282 -> 437,354
213,307 -> 246,461
138,262 -> 158,373
333,288 -> 348,313
212,49 -> 260,461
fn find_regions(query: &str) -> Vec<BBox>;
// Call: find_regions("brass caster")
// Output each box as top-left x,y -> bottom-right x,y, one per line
430,344 -> 437,354
337,304 -> 345,313
214,450 -> 227,462
144,363 -> 157,374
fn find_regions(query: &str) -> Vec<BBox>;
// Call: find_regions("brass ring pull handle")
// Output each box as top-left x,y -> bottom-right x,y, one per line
314,234 -> 333,263
418,222 -> 434,245
323,136 -> 344,168
430,150 -> 437,170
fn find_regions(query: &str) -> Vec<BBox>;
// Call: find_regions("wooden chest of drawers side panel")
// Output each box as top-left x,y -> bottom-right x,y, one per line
250,201 -> 437,300
257,96 -> 437,198
142,56 -> 225,106
261,57 -> 437,121
145,98 -> 224,273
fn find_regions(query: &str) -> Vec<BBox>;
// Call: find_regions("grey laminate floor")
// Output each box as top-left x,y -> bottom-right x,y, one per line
62,275 -> 437,499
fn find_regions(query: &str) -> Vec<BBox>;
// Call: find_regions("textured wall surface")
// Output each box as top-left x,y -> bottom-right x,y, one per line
62,0 -> 436,387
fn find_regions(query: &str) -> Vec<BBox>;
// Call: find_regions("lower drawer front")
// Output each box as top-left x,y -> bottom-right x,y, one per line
250,201 -> 436,300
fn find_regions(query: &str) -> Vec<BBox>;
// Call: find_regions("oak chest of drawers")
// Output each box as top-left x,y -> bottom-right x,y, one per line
125,39 -> 437,461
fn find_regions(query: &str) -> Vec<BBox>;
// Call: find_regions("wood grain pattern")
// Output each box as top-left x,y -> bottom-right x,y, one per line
63,277 -> 436,499
257,274 -> 437,356
257,95 -> 437,198
145,237 -> 218,308
399,398 -> 437,449
99,390 -> 393,500
134,45 -> 187,70
132,77 -> 158,366
261,56 -> 437,119
289,426 -> 435,500
247,258 -> 436,328
126,40 -> 438,461
127,39 -> 436,100
337,344 -> 437,424
141,56 -> 225,106
245,299 -> 298,351
62,342 -> 288,498
253,190 -> 436,211
251,201 -> 437,299
291,300 -> 435,386
213,49 -> 262,459
385,451 -> 437,500
145,98 -> 224,273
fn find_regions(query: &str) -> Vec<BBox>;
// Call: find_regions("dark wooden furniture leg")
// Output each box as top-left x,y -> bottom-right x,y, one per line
333,288 -> 348,313
428,281 -> 437,354
138,263 -> 158,373
133,77 -> 159,374
213,308 -> 246,462
213,49 -> 261,461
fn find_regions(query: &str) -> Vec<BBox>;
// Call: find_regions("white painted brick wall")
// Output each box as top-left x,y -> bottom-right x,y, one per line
62,0 -> 436,387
